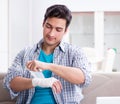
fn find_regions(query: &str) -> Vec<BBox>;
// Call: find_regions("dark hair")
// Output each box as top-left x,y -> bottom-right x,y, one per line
44,4 -> 72,29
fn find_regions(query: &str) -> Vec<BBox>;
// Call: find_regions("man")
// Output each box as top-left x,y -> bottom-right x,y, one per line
4,4 -> 91,104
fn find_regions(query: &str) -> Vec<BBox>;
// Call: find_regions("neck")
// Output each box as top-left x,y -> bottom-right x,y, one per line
42,43 -> 56,55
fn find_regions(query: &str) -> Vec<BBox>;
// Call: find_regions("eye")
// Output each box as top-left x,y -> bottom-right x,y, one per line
56,28 -> 63,32
45,24 -> 51,29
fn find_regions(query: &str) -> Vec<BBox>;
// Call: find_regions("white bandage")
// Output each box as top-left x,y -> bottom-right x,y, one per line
32,77 -> 57,88
30,71 -> 44,78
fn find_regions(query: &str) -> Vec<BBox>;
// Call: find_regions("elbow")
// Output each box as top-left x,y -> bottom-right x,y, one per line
10,78 -> 22,92
76,77 -> 85,84
71,76 -> 85,84
10,81 -> 19,92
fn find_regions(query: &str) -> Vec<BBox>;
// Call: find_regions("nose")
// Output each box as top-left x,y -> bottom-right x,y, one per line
49,29 -> 56,36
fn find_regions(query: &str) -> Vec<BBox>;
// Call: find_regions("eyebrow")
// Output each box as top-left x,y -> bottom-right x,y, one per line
46,22 -> 64,30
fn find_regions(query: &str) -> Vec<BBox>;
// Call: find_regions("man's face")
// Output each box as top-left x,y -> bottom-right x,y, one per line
43,17 -> 67,46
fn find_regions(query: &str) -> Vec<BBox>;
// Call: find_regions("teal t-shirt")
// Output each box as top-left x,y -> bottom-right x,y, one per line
30,50 -> 56,104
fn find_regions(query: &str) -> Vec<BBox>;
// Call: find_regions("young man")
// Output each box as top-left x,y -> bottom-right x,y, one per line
4,4 -> 91,104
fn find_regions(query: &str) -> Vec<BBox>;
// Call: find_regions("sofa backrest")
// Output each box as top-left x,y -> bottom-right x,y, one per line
81,72 -> 120,104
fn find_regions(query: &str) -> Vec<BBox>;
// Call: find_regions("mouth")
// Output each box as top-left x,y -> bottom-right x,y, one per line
47,36 -> 55,41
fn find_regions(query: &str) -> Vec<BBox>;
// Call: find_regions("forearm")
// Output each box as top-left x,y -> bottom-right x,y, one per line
10,76 -> 62,93
26,60 -> 85,84
10,77 -> 33,92
48,63 -> 85,84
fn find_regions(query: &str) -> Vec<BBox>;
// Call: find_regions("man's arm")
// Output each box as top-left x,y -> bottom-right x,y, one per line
10,76 -> 62,93
26,60 -> 85,84
48,63 -> 85,84
10,77 -> 33,92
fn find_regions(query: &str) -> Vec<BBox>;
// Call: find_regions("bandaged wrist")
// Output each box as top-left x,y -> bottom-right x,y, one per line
32,77 -> 57,88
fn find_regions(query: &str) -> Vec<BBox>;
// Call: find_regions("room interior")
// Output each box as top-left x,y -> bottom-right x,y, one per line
0,0 -> 120,104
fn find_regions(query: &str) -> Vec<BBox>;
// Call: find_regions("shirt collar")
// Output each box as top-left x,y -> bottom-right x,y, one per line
36,39 -> 66,53
59,40 -> 66,53
36,39 -> 43,53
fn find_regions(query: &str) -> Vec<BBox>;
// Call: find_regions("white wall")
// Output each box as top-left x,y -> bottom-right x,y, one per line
9,0 -> 31,64
0,0 -> 8,72
1,0 -> 120,72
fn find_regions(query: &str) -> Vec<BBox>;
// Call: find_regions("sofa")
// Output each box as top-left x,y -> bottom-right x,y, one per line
0,72 -> 120,104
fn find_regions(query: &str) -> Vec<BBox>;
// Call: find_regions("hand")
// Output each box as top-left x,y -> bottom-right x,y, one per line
32,77 -> 62,93
26,60 -> 48,71
52,79 -> 62,93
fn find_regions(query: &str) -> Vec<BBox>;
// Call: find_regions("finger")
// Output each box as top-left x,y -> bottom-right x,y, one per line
30,63 -> 35,70
31,60 -> 40,71
30,63 -> 40,72
52,84 -> 57,93
29,63 -> 34,70
56,80 -> 62,90
27,62 -> 36,71
26,61 -> 32,67
57,81 -> 62,93
55,80 -> 62,91
59,81 -> 63,90
26,62 -> 32,70
52,83 -> 59,93
52,81 -> 62,93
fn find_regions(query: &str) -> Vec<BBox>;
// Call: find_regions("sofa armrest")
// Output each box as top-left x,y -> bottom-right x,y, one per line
0,73 -> 16,104
81,72 -> 120,104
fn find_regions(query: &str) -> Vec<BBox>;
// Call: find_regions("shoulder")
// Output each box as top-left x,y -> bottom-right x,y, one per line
16,43 -> 38,57
63,42 -> 83,54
